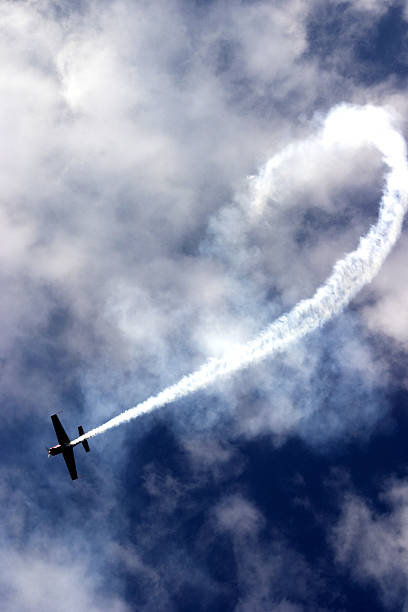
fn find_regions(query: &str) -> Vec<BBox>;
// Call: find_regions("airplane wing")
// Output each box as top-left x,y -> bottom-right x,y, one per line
51,414 -> 70,445
62,447 -> 78,480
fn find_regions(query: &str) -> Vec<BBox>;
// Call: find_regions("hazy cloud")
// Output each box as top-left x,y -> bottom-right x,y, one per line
1,0 -> 408,609
333,478 -> 408,608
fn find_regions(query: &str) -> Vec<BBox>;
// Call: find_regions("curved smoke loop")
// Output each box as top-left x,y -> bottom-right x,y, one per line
72,104 -> 408,444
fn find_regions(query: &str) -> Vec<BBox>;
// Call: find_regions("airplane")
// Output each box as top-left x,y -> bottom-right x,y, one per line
47,413 -> 90,480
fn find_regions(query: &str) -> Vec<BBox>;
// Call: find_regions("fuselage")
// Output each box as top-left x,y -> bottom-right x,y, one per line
48,441 -> 77,456
48,414 -> 89,480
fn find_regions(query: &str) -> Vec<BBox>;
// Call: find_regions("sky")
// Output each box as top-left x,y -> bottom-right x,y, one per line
1,0 -> 408,610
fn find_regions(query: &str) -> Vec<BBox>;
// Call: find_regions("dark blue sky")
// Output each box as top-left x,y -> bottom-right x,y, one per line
1,1 -> 408,610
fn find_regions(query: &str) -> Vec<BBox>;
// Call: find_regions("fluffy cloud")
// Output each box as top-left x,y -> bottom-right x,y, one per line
0,0 -> 405,438
332,479 -> 408,608
1,1 -> 408,608
213,494 -> 324,611
363,233 -> 408,350
0,464 -> 130,611
0,549 -> 129,612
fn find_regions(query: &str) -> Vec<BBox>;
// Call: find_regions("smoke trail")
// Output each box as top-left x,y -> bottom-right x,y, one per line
72,104 -> 408,445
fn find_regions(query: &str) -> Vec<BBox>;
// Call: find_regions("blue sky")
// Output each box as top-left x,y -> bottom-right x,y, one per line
1,0 -> 408,610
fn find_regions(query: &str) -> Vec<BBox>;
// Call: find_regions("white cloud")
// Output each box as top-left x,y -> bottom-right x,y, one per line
347,0 -> 393,15
2,1 -> 408,610
213,494 -> 325,611
333,479 -> 408,607
0,465 -> 130,612
362,233 -> 408,350
0,0 -> 406,448
0,549 -> 129,612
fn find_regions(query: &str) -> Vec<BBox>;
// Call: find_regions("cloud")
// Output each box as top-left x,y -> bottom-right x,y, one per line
306,1 -> 408,86
0,464 -> 130,611
1,0 -> 406,434
0,548 -> 129,612
1,2 -> 408,608
213,494 -> 326,611
362,233 -> 408,350
332,478 -> 408,608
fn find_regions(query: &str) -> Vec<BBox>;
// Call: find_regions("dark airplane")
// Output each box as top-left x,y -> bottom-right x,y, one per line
48,414 -> 90,480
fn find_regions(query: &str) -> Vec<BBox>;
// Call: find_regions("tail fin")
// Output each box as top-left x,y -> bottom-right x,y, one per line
78,426 -> 90,452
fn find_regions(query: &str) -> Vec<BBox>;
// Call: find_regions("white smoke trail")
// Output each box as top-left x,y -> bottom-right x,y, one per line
72,104 -> 408,445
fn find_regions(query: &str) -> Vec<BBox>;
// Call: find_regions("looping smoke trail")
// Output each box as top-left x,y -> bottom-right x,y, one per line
72,104 -> 408,445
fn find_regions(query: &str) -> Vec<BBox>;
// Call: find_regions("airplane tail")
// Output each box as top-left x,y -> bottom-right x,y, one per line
78,426 -> 90,452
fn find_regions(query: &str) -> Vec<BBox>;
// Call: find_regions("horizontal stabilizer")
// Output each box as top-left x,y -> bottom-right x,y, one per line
78,426 -> 90,452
